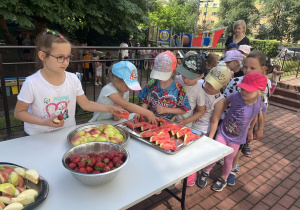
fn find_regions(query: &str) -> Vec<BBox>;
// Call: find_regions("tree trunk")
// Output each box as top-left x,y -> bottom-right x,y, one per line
0,18 -> 14,44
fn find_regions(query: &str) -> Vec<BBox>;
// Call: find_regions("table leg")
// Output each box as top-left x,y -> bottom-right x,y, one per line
164,177 -> 187,210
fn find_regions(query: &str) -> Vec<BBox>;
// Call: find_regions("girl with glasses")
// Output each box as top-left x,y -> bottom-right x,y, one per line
14,29 -> 124,135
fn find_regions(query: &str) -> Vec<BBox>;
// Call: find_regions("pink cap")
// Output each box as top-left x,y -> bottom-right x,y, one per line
236,72 -> 267,92
150,51 -> 177,81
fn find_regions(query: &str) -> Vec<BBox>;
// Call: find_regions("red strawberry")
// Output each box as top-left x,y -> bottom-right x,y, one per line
89,158 -> 97,167
72,156 -> 81,164
78,168 -> 87,174
108,162 -> 114,169
89,152 -> 96,157
95,162 -> 103,171
118,153 -> 125,159
92,171 -> 100,174
68,163 -> 77,170
58,114 -> 64,120
118,160 -> 124,165
102,167 -> 110,173
86,166 -> 94,173
107,153 -> 114,160
74,167 -> 79,172
103,158 -> 109,164
78,161 -> 86,168
112,157 -> 121,165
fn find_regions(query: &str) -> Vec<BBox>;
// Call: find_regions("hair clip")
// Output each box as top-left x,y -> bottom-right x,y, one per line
52,32 -> 56,35
60,36 -> 64,39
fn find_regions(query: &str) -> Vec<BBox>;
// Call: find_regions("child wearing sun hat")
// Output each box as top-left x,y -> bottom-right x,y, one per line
90,61 -> 157,123
137,51 -> 191,120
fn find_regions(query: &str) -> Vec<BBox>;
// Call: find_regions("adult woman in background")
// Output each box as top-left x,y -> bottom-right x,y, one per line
225,20 -> 249,52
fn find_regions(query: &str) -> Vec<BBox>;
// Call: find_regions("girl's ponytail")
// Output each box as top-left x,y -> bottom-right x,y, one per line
258,91 -> 265,125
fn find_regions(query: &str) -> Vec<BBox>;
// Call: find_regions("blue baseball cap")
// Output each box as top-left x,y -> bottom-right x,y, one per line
112,61 -> 141,90
227,43 -> 239,50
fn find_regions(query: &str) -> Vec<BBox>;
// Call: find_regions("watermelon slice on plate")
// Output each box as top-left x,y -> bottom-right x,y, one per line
176,127 -> 192,138
140,130 -> 157,138
160,142 -> 178,151
125,121 -> 134,129
184,132 -> 201,144
171,124 -> 183,136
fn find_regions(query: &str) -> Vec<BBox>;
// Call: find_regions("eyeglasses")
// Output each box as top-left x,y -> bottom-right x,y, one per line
42,51 -> 73,63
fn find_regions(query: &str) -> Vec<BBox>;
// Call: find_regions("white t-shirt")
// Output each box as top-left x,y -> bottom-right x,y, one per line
193,88 -> 224,135
174,75 -> 205,127
89,83 -> 129,122
222,76 -> 271,119
119,42 -> 129,58
17,70 -> 84,135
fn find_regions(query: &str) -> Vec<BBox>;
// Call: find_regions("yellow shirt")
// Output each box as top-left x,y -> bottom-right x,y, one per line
82,55 -> 90,68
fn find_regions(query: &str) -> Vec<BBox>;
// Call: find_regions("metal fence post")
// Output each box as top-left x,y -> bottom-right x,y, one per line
0,54 -> 12,137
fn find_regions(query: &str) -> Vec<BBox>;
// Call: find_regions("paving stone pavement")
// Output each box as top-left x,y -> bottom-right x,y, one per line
128,104 -> 300,210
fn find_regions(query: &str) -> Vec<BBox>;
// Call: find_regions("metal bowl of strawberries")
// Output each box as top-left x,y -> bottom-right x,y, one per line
62,142 -> 129,186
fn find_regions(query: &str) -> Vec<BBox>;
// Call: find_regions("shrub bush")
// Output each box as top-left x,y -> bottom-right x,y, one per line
249,39 -> 279,58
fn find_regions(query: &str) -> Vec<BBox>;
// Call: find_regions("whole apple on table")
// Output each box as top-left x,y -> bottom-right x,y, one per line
71,124 -> 124,146
0,166 -> 40,210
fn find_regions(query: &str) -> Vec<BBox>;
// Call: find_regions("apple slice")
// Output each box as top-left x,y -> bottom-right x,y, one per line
15,187 -> 26,193
13,189 -> 20,197
14,168 -> 25,178
0,183 -> 15,196
11,195 -> 34,206
2,167 -> 14,175
17,189 -> 38,198
0,169 -> 9,183
25,169 -> 39,184
0,195 -> 11,204
0,201 -> 5,209
3,202 -> 24,210
9,172 -> 19,187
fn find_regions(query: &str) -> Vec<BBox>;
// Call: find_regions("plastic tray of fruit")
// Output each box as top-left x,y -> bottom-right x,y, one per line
0,162 -> 49,210
67,124 -> 130,147
116,116 -> 203,155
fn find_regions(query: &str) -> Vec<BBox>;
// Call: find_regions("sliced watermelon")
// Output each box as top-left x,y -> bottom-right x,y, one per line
150,132 -> 170,142
140,115 -> 145,122
155,138 -> 173,145
141,123 -> 158,131
134,122 -> 146,129
134,118 -> 139,124
125,121 -> 134,129
184,132 -> 200,144
116,111 -> 130,120
160,142 -> 178,151
171,124 -> 183,136
141,122 -> 151,131
176,127 -> 192,138
140,130 -> 157,138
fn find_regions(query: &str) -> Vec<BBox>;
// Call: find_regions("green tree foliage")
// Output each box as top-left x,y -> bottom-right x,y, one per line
0,0 -> 150,42
258,0 -> 300,43
149,0 -> 197,33
217,0 -> 260,36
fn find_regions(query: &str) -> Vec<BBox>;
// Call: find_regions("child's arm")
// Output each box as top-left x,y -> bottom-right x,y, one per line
177,105 -> 205,125
208,99 -> 225,139
77,94 -> 124,116
221,98 -> 230,113
109,93 -> 157,124
247,115 -> 257,143
253,112 -> 266,140
156,105 -> 186,115
14,100 -> 64,128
